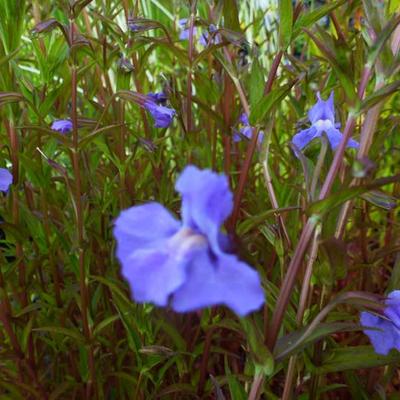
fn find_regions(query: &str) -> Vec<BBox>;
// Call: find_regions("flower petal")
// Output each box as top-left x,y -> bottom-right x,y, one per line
292,127 -> 318,151
144,101 -> 176,128
385,290 -> 400,329
360,311 -> 400,355
0,168 -> 13,192
308,91 -> 335,124
122,246 -> 187,306
51,119 -> 73,133
175,165 -> 233,254
113,202 -> 180,262
239,113 -> 249,125
326,128 -> 359,150
172,249 -> 264,316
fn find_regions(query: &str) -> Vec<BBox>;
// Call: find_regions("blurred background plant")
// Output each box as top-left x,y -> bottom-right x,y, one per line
0,0 -> 400,398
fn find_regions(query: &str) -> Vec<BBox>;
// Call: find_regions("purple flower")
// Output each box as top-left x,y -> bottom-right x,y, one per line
360,290 -> 400,355
147,92 -> 167,105
233,113 -> 264,145
113,165 -> 264,316
0,168 -> 12,192
51,119 -> 73,133
144,101 -> 176,128
199,24 -> 222,46
178,18 -> 196,40
128,22 -> 140,32
292,91 -> 359,152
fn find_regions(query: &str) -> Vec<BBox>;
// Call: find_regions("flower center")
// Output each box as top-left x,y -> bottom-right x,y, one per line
169,227 -> 208,260
314,119 -> 333,131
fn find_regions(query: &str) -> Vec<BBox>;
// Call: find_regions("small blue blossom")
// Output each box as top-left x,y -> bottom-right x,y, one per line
128,22 -> 140,32
147,92 -> 167,105
292,91 -> 359,152
233,113 -> 264,145
360,290 -> 400,355
51,119 -> 73,133
113,165 -> 264,316
144,101 -> 176,128
199,24 -> 222,46
178,18 -> 196,40
0,168 -> 12,192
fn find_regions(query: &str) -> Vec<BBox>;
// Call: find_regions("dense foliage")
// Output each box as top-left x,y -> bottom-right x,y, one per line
1,0 -> 400,398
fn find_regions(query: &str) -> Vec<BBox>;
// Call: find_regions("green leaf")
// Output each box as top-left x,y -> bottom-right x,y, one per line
307,174 -> 400,216
33,326 -> 86,343
241,318 -> 274,375
278,0 -> 293,49
72,0 -> 93,17
275,322 -> 359,361
248,59 -> 265,108
317,346 -> 400,373
360,80 -> 400,112
222,0 -> 240,31
93,314 -> 119,337
293,0 -> 346,38
21,316 -> 34,353
225,358 -> 247,400
78,346 -> 89,383
360,190 -> 398,210
249,80 -> 296,125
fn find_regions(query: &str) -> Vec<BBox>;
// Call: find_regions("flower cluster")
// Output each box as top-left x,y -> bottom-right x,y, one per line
178,18 -> 195,40
234,113 -> 264,145
199,24 -> 221,46
360,290 -> 400,355
113,165 -> 264,316
292,91 -> 359,153
0,168 -> 12,192
179,19 -> 221,47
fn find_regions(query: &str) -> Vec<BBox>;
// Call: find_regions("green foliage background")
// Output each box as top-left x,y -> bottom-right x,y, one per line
1,0 -> 400,398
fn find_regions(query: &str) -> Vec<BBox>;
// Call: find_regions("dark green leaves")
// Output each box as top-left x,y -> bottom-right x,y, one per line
249,80 -> 297,125
317,346 -> 400,373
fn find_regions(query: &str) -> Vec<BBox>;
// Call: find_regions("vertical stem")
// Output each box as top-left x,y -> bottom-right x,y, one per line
69,19 -> 96,398
197,327 -> 214,396
5,120 -> 47,399
267,218 -> 317,349
281,229 -> 320,399
230,49 -> 283,230
262,140 -> 291,248
186,12 -> 195,133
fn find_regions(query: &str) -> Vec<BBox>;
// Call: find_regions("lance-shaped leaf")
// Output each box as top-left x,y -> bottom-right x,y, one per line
274,291 -> 382,361
360,80 -> 400,112
307,174 -> 400,216
278,0 -> 293,50
317,346 -> 400,374
71,0 -> 93,18
31,19 -> 70,45
0,91 -> 25,106
249,79 -> 298,125
292,0 -> 346,39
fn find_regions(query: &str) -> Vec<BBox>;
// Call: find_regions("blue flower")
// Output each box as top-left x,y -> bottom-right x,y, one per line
128,22 -> 140,32
178,18 -> 196,40
51,119 -> 73,133
147,92 -> 167,105
360,290 -> 400,355
113,165 -> 264,316
0,168 -> 12,192
233,113 -> 264,145
144,101 -> 176,128
199,24 -> 222,46
292,91 -> 359,152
